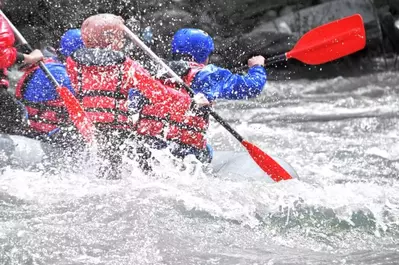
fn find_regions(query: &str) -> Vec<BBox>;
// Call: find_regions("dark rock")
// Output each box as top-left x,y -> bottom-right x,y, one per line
3,0 -> 399,79
279,5 -> 295,16
265,10 -> 278,20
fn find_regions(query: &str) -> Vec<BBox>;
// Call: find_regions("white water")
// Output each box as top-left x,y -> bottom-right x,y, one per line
1,71 -> 399,264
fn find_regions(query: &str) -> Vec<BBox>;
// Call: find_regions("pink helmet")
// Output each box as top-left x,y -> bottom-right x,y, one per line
81,13 -> 125,50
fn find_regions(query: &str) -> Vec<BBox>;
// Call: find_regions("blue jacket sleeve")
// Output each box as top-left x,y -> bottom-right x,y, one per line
190,64 -> 267,101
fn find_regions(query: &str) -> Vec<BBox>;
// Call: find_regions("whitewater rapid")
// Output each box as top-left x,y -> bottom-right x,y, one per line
1,71 -> 399,264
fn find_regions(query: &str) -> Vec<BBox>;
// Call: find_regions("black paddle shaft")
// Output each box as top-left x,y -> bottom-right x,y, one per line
181,82 -> 244,143
236,53 -> 287,72
210,109 -> 244,142
265,53 -> 287,66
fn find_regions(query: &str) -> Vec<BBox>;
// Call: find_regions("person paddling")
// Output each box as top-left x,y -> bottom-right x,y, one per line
129,28 -> 266,164
65,14 -> 207,178
14,29 -> 85,147
0,14 -> 43,134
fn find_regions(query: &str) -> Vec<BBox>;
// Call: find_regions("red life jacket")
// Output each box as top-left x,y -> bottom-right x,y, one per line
136,61 -> 209,150
0,16 -> 18,88
15,60 -> 70,133
67,49 -> 133,131
67,48 -> 192,136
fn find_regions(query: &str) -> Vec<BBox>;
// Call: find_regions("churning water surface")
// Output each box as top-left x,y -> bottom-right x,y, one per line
1,71 -> 399,264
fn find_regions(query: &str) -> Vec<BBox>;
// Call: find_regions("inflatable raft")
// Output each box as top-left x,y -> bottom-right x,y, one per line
0,133 -> 298,182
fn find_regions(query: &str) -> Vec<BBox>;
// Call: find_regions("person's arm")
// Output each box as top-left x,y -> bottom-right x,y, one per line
13,50 -> 44,66
20,50 -> 44,65
126,60 -> 194,116
191,56 -> 267,101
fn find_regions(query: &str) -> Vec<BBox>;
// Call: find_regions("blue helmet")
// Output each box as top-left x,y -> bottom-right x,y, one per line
171,28 -> 214,64
59,29 -> 84,57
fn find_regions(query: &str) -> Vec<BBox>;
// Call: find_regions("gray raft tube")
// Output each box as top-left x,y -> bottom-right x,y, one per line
0,134 -> 299,182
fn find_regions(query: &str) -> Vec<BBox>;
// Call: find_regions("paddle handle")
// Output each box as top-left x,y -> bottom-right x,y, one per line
235,53 -> 287,72
265,53 -> 287,66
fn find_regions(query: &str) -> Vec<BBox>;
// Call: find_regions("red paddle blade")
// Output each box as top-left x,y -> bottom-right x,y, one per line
241,140 -> 293,182
287,14 -> 366,65
56,86 -> 95,143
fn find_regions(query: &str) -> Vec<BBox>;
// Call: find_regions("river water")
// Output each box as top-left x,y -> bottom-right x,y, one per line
1,71 -> 399,264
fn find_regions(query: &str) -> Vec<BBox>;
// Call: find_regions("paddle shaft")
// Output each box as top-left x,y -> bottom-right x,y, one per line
123,26 -> 245,143
265,54 -> 287,66
0,10 -> 62,89
235,54 -> 286,72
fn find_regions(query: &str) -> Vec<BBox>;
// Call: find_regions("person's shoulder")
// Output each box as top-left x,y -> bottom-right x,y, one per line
200,64 -> 226,73
123,57 -> 152,78
196,64 -> 233,78
124,56 -> 135,64
124,57 -> 143,70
